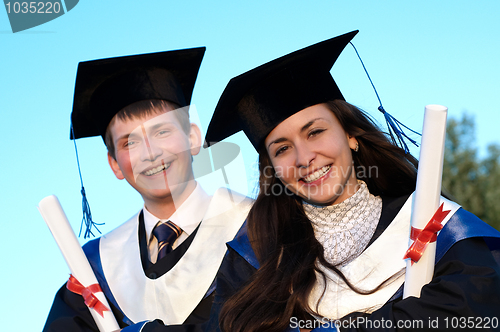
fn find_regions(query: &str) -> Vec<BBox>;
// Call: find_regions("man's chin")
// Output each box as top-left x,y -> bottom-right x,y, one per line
137,183 -> 170,191
134,173 -> 166,188
138,182 -> 193,200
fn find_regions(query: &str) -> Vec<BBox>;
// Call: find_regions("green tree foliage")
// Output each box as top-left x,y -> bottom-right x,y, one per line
442,114 -> 500,230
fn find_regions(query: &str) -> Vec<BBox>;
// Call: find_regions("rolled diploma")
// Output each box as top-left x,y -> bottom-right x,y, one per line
38,195 -> 120,332
403,105 -> 448,299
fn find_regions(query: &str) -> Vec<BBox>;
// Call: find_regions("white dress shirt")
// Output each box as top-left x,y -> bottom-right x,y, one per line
143,183 -> 211,263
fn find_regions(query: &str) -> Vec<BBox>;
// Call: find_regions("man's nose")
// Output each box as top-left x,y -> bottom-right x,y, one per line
140,135 -> 163,162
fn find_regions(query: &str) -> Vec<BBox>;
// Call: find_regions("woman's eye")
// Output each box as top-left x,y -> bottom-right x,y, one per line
275,146 -> 288,157
308,129 -> 325,137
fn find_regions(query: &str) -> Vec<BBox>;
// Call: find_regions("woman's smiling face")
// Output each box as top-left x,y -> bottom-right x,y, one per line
264,103 -> 359,205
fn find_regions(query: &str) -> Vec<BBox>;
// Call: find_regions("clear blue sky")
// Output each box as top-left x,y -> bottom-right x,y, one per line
1,1 -> 499,329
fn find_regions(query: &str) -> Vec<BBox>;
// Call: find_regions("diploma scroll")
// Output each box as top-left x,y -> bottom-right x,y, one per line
403,105 -> 448,299
38,195 -> 120,332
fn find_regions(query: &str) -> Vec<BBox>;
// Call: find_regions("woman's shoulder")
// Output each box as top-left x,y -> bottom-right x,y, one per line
226,221 -> 260,269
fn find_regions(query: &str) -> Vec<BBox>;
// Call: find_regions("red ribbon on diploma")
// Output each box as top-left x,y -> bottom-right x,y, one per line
66,274 -> 110,317
404,203 -> 451,264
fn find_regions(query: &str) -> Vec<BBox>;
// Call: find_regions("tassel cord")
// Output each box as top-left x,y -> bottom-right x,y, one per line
71,125 -> 103,238
349,42 -> 421,153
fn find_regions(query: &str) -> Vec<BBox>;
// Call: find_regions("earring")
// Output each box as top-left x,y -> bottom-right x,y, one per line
354,142 -> 359,152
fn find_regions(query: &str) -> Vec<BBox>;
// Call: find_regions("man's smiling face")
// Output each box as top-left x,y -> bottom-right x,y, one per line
108,108 -> 201,206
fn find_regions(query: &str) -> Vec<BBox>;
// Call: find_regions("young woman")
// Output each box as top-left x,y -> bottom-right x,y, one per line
204,31 -> 500,332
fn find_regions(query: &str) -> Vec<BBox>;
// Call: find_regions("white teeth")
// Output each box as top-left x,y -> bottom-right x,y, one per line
303,165 -> 331,183
144,163 -> 171,176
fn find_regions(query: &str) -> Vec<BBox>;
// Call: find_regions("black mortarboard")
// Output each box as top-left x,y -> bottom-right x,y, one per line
204,31 -> 358,150
70,47 -> 205,140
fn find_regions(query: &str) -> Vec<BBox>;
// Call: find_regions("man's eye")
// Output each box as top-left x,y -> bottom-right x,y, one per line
124,140 -> 137,148
157,129 -> 171,136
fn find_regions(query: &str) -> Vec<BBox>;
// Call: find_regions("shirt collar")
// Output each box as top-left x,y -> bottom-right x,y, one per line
143,183 -> 211,240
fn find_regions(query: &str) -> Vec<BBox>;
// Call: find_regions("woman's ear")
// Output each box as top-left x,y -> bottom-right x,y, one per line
108,152 -> 125,180
348,135 -> 359,152
188,123 -> 202,156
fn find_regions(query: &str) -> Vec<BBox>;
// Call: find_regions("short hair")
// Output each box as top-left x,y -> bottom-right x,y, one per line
105,99 -> 190,159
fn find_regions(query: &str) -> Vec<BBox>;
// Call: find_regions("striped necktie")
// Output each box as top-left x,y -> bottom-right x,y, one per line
152,221 -> 182,261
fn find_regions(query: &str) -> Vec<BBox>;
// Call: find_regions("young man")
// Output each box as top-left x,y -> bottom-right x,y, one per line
43,48 -> 252,332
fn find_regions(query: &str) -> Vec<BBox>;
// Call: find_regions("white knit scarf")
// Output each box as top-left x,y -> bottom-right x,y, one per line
303,180 -> 382,266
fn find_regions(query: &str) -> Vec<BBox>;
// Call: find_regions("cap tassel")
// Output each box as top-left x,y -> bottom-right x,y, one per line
71,124 -> 104,238
79,186 -> 101,238
350,42 -> 420,153
378,105 -> 420,153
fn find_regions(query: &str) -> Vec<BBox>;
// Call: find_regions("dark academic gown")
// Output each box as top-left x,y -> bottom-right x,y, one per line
206,195 -> 500,332
43,189 -> 252,332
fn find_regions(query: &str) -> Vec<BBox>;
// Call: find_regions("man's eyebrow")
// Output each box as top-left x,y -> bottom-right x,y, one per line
115,121 -> 175,144
115,131 -> 140,144
147,122 -> 170,132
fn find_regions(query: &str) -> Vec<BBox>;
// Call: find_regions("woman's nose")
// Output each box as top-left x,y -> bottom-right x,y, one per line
295,141 -> 315,169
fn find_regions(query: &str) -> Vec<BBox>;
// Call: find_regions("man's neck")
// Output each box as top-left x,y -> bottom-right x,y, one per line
143,181 -> 197,219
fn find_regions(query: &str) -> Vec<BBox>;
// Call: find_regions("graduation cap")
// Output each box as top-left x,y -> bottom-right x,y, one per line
204,31 -> 358,151
70,47 -> 206,140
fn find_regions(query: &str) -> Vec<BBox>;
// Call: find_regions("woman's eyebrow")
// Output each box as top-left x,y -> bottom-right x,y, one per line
300,118 -> 323,133
267,137 -> 288,149
267,118 -> 326,149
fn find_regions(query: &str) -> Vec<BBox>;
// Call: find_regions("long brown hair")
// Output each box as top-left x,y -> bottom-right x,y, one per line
219,100 -> 418,332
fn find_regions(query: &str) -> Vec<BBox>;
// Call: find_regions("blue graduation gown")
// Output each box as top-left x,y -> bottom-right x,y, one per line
206,195 -> 500,332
